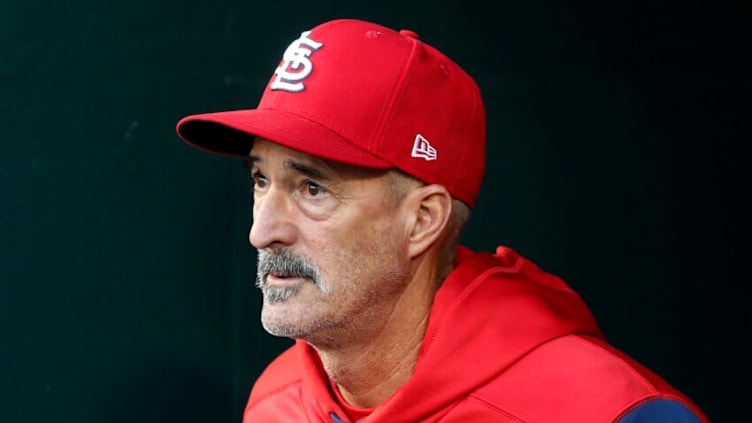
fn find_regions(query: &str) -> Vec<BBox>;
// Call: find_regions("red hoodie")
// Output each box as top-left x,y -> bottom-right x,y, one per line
244,246 -> 710,422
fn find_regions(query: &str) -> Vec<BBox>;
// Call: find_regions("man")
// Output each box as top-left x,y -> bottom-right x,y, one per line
176,18 -> 710,423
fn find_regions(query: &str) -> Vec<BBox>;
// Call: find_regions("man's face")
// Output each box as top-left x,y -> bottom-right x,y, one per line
248,139 -> 413,347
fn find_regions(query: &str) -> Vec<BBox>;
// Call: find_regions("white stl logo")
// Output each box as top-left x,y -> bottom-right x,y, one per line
270,31 -> 324,92
411,134 -> 437,161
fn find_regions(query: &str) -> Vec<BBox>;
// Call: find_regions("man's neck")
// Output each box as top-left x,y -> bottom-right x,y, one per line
317,314 -> 428,409
313,262 -> 440,409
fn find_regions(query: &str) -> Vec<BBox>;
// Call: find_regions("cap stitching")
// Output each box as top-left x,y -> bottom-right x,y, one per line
370,36 -> 419,158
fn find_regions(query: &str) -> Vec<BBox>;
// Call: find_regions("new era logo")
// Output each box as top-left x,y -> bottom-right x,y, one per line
411,134 -> 437,161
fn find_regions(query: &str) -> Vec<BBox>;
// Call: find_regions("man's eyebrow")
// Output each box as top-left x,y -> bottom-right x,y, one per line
245,154 -> 331,181
284,159 -> 330,181
242,155 -> 259,172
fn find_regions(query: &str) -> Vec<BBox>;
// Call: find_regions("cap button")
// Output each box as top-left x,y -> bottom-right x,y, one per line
399,29 -> 419,39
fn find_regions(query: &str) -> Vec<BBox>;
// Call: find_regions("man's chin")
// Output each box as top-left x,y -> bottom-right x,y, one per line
260,317 -> 305,338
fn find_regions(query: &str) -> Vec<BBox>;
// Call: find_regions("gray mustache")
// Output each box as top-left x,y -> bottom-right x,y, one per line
256,249 -> 321,285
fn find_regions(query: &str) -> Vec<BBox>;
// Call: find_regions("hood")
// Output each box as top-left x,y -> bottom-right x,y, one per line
367,245 -> 604,422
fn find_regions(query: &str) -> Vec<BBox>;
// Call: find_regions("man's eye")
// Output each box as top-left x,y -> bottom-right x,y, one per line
252,173 -> 268,189
305,182 -> 325,197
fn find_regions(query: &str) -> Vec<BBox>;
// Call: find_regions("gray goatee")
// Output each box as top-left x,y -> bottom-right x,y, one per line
256,249 -> 324,303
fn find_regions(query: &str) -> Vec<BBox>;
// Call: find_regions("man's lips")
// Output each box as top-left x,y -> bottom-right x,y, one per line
265,273 -> 311,287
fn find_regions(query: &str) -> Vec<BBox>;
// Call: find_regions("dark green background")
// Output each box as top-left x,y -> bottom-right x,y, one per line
2,1 -> 744,421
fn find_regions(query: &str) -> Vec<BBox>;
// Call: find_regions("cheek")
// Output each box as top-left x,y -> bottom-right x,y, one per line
304,225 -> 368,272
330,221 -> 405,272
304,205 -> 408,276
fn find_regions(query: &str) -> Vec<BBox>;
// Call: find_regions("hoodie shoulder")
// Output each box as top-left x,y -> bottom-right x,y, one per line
247,344 -> 301,405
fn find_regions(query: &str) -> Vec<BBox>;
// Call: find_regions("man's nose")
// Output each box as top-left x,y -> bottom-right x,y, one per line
249,188 -> 297,249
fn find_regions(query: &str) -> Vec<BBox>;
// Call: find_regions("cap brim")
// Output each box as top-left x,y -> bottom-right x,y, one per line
176,109 -> 392,169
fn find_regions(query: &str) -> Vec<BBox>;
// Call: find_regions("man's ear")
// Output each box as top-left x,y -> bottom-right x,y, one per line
405,185 -> 453,259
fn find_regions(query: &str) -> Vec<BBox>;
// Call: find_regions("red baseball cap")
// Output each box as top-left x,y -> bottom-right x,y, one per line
176,19 -> 486,207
